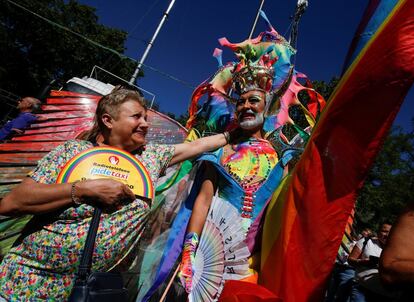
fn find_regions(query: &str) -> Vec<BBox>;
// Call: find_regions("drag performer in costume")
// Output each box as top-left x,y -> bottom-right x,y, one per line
178,38 -> 301,301
178,69 -> 283,298
138,9 -> 326,301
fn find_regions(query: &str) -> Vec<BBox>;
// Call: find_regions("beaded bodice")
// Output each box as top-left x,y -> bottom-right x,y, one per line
221,138 -> 278,219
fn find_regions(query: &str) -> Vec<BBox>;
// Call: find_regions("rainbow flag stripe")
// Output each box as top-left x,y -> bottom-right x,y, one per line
259,1 -> 414,301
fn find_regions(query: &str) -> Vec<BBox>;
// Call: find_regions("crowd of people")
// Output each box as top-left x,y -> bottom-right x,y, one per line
0,24 -> 412,302
326,212 -> 414,302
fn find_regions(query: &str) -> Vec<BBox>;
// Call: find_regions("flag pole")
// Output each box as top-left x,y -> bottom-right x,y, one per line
248,0 -> 265,39
129,0 -> 177,85
159,265 -> 180,302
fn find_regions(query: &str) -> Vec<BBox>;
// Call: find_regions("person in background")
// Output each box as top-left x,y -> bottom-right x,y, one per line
380,202 -> 414,300
348,223 -> 392,302
359,228 -> 373,240
0,97 -> 42,140
325,232 -> 358,302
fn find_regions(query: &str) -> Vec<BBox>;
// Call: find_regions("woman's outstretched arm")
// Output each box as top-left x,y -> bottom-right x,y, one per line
170,129 -> 242,166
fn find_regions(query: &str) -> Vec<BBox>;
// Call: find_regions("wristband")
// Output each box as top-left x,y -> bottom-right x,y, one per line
71,181 -> 82,206
223,131 -> 230,144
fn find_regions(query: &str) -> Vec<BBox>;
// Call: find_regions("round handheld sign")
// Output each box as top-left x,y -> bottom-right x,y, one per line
56,146 -> 154,200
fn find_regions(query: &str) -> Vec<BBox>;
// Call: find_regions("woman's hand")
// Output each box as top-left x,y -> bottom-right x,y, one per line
76,179 -> 135,208
0,177 -> 135,216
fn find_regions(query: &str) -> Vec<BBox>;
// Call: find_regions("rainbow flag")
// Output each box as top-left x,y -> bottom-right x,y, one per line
259,1 -> 414,301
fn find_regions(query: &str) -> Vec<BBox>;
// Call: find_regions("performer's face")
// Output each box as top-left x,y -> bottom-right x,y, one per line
104,99 -> 149,152
235,90 -> 266,130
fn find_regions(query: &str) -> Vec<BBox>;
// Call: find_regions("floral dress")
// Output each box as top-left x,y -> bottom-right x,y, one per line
0,140 -> 174,301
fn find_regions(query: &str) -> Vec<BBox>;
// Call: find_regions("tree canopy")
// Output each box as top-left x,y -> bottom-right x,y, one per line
356,122 -> 414,231
0,0 -> 137,98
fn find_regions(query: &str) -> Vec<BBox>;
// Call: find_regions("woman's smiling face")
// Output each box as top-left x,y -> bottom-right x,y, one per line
108,99 -> 149,152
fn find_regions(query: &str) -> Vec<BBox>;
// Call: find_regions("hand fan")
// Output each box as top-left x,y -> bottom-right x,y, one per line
189,196 -> 250,302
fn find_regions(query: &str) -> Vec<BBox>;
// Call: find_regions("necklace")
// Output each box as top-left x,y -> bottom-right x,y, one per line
222,138 -> 277,219
222,138 -> 277,192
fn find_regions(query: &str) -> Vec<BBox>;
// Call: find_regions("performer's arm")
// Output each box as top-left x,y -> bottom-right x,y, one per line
0,177 -> 135,216
186,163 -> 218,235
178,162 -> 218,292
380,203 -> 414,285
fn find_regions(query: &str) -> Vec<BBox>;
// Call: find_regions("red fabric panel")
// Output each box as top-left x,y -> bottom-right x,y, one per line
49,90 -> 101,98
219,281 -> 282,302
37,111 -> 94,120
41,104 -> 98,112
12,131 -> 84,142
0,153 -> 46,165
46,97 -> 100,105
24,124 -> 90,135
30,118 -> 93,128
0,142 -> 62,152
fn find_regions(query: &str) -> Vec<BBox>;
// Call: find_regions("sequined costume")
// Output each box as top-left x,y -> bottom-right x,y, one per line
197,138 -> 281,279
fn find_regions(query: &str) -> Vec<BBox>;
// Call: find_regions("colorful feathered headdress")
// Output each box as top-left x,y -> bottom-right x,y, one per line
186,11 -> 326,154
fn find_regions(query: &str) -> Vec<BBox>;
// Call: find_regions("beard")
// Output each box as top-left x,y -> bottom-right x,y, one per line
237,109 -> 264,130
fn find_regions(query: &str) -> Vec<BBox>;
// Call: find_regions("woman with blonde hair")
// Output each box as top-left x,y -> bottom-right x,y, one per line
0,87 -> 234,301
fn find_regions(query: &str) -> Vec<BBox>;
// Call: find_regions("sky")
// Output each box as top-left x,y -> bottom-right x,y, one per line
79,0 -> 413,131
